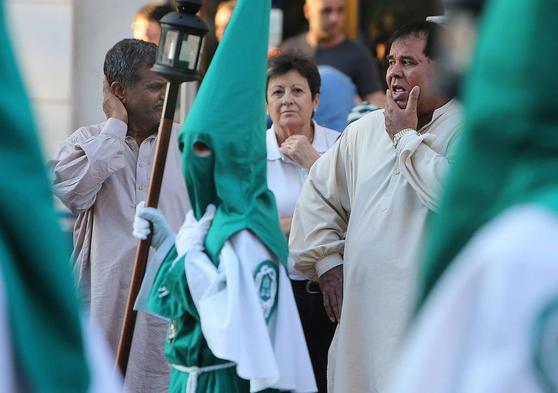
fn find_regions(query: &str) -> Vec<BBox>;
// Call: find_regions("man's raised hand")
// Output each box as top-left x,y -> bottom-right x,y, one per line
102,76 -> 128,124
384,86 -> 420,138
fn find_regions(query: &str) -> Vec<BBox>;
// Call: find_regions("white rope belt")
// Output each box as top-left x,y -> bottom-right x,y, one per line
171,362 -> 236,393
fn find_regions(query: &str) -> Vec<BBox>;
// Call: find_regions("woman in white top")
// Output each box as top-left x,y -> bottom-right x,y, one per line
265,50 -> 339,393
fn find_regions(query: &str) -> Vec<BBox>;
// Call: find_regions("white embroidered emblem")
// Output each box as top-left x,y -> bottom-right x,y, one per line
253,260 -> 278,322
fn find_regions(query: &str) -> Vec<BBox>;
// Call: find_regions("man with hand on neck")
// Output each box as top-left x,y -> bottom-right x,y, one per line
289,21 -> 462,392
51,38 -> 189,393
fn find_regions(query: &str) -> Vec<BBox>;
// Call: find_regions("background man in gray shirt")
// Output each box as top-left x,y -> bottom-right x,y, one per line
281,0 -> 386,107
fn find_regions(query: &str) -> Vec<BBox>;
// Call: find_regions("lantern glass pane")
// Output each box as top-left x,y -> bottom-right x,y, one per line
161,30 -> 179,66
178,34 -> 201,71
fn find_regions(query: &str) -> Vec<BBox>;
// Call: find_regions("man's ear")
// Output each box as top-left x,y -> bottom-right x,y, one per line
111,82 -> 127,103
303,1 -> 310,20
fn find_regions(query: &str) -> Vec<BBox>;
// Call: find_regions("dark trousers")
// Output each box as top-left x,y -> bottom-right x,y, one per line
291,280 -> 337,393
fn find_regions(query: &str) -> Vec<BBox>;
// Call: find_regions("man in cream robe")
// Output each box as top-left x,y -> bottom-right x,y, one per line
290,21 -> 462,392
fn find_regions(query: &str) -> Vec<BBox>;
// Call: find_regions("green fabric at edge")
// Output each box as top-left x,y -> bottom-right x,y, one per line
419,0 -> 558,305
0,2 -> 89,391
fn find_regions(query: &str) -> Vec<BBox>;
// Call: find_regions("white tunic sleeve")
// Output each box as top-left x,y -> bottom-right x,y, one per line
395,131 -> 453,211
50,119 -> 127,214
289,129 -> 353,281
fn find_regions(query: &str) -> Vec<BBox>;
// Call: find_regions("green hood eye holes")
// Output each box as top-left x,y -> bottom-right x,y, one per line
176,0 -> 288,266
181,136 -> 218,220
192,141 -> 213,157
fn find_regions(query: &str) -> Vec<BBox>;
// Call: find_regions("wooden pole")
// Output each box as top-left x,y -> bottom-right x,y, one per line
115,81 -> 180,376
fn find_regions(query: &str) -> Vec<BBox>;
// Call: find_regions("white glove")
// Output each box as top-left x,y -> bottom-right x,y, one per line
133,201 -> 176,250
176,204 -> 216,256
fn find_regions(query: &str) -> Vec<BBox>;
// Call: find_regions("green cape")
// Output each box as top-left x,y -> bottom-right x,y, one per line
419,0 -> 558,304
179,0 -> 288,266
0,2 -> 89,391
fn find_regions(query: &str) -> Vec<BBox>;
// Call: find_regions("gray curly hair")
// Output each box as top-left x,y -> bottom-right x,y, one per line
103,39 -> 157,88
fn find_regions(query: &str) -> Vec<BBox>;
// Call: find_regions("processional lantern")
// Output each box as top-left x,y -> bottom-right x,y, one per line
153,0 -> 208,83
116,0 -> 208,376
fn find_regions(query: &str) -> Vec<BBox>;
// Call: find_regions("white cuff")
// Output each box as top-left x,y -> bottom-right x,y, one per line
395,129 -> 422,151
316,254 -> 343,278
102,118 -> 128,140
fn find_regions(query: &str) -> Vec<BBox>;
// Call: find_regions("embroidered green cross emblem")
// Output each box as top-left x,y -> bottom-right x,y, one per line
253,260 -> 279,322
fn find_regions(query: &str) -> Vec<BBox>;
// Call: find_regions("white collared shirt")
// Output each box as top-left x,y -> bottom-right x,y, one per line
266,121 -> 340,280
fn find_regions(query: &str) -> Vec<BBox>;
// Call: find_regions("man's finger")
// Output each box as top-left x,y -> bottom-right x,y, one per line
336,281 -> 343,321
405,86 -> 420,113
322,292 -> 336,322
385,88 -> 395,107
333,296 -> 340,322
333,284 -> 342,321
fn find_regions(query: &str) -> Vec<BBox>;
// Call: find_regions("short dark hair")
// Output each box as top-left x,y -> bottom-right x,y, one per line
266,50 -> 321,100
134,4 -> 175,22
103,39 -> 157,88
389,20 -> 441,61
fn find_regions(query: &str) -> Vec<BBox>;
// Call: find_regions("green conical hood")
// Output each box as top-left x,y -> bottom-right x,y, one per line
419,0 -> 558,305
0,2 -> 89,391
179,0 -> 287,265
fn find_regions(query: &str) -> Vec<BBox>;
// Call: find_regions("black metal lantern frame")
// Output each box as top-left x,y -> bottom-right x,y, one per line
152,0 -> 209,83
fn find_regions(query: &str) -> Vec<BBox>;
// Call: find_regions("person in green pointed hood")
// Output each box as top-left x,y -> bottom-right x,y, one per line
179,15 -> 289,264
418,0 -> 558,304
385,1 -> 558,392
0,4 -> 89,389
132,0 -> 317,391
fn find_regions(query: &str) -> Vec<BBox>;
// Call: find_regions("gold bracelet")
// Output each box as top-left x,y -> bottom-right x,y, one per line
392,128 -> 418,147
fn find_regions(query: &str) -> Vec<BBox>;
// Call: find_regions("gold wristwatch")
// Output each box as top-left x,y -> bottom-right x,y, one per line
392,128 -> 418,147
